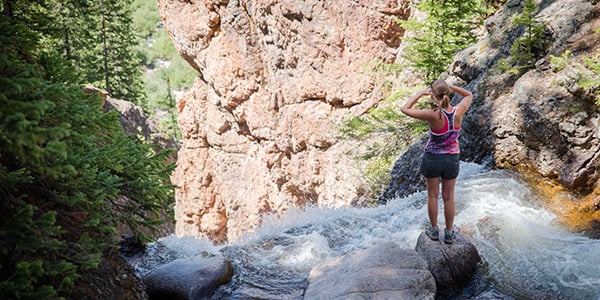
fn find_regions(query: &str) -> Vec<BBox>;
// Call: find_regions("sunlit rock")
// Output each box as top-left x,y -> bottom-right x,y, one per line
305,242 -> 436,299
157,0 -> 412,243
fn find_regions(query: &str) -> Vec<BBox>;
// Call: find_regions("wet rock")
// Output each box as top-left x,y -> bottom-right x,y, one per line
142,257 -> 233,300
378,135 -> 428,204
587,220 -> 600,239
305,242 -> 436,299
415,231 -> 481,291
118,234 -> 146,257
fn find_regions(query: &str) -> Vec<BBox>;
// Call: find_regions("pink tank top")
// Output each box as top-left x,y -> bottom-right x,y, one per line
424,107 -> 461,154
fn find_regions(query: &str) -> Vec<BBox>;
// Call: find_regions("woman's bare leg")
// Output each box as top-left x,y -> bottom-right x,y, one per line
426,177 -> 440,228
441,178 -> 457,230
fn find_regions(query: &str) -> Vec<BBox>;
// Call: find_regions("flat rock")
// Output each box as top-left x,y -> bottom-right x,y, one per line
305,242 -> 436,299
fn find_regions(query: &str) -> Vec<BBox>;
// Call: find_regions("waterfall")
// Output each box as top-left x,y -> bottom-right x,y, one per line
127,163 -> 600,299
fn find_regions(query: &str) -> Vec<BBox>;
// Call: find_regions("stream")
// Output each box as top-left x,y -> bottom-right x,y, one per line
127,163 -> 600,299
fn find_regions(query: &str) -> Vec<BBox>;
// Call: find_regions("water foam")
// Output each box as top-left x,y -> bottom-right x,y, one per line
131,163 -> 600,299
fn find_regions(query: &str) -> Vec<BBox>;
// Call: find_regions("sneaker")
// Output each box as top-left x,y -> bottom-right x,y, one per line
425,225 -> 439,241
444,228 -> 456,244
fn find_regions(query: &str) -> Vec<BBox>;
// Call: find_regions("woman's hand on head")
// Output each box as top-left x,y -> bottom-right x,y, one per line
401,87 -> 439,122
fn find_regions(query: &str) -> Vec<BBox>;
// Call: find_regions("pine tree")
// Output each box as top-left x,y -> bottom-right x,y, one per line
0,1 -> 174,298
399,0 -> 485,82
498,0 -> 547,75
97,0 -> 145,101
50,0 -> 145,103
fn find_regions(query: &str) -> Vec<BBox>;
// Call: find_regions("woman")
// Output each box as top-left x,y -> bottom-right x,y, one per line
400,80 -> 473,244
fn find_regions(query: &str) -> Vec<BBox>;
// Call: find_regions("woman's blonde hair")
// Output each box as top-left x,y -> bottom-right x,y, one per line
431,80 -> 451,119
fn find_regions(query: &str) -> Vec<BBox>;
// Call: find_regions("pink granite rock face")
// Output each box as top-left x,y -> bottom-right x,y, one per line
158,0 -> 410,243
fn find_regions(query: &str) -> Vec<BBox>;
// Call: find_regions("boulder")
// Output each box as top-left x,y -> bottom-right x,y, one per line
415,231 -> 481,290
304,242 -> 436,299
142,257 -> 233,300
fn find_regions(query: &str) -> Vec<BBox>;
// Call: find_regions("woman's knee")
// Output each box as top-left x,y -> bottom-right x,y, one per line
442,194 -> 454,202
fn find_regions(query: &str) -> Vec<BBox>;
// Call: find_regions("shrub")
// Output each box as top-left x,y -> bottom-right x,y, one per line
579,48 -> 600,106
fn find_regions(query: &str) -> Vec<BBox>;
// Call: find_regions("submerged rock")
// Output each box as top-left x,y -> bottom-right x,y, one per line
305,242 -> 436,299
415,231 -> 481,290
142,256 -> 232,300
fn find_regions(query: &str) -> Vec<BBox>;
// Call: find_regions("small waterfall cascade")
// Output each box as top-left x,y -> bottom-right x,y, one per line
127,163 -> 600,299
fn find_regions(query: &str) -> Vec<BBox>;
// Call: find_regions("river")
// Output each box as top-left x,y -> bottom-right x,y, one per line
128,163 -> 600,299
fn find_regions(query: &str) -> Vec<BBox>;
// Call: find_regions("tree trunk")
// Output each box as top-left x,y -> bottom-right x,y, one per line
100,0 -> 111,95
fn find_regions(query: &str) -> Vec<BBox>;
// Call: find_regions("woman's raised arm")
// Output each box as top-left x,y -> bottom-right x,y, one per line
401,88 -> 436,122
450,85 -> 473,116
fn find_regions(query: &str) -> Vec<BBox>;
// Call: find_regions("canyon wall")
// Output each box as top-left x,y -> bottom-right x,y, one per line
158,0 -> 410,243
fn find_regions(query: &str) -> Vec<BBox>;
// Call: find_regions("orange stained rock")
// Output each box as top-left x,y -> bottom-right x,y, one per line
536,179 -> 600,233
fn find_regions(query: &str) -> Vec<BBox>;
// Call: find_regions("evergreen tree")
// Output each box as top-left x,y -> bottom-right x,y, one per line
97,0 -> 145,101
49,0 -> 145,103
498,0 -> 547,75
0,1 -> 174,298
399,0 -> 484,82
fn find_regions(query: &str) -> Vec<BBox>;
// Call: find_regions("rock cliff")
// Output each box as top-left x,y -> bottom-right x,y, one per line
158,0 -> 411,242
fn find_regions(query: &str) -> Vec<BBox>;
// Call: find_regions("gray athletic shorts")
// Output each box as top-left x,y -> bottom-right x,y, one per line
420,153 -> 460,179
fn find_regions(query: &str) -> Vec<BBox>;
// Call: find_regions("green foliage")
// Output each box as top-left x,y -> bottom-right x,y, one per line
550,50 -> 572,72
28,0 -> 146,104
364,60 -> 405,75
144,56 -> 196,110
131,0 -> 161,39
579,48 -> 600,106
481,0 -> 502,16
340,104 -> 428,139
364,60 -> 405,93
148,30 -> 180,62
550,47 -> 600,108
0,3 -> 175,298
398,0 -> 485,82
497,0 -> 547,75
338,67 -> 429,197
132,0 -> 195,141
